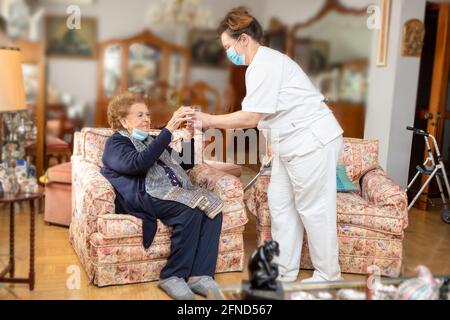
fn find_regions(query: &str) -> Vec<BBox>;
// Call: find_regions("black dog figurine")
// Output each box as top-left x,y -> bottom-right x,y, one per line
248,240 -> 280,291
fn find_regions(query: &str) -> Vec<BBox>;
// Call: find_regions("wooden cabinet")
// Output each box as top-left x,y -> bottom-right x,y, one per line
408,3 -> 450,210
328,102 -> 365,138
16,40 -> 46,179
95,30 -> 190,128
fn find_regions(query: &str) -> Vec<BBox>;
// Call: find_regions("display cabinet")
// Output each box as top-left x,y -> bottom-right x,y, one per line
95,30 -> 190,128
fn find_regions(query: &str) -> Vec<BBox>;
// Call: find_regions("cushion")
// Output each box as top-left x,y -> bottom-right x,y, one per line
339,138 -> 379,184
337,193 -> 405,235
78,128 -> 114,167
90,250 -> 244,287
97,204 -> 248,239
337,165 -> 359,192
46,134 -> 70,149
204,160 -> 242,177
48,162 -> 72,184
249,176 -> 405,235
89,229 -> 244,264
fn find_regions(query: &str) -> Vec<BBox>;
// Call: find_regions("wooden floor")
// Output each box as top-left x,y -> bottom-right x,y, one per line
0,168 -> 449,299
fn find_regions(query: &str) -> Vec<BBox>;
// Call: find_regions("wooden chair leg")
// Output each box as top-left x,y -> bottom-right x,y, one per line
45,155 -> 50,171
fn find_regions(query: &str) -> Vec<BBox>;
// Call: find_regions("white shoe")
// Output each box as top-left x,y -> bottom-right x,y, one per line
300,275 -> 342,284
300,276 -> 324,284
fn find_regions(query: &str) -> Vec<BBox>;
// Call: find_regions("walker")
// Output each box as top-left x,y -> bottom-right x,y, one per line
244,156 -> 273,192
405,126 -> 450,224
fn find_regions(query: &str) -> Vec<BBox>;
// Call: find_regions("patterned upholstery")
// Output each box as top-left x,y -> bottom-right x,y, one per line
70,128 -> 248,287
245,138 -> 408,277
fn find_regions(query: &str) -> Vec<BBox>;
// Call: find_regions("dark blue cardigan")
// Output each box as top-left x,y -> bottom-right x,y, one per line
100,128 -> 195,248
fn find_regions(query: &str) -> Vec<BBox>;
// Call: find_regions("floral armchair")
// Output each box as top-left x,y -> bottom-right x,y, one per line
245,138 -> 409,277
70,128 -> 248,287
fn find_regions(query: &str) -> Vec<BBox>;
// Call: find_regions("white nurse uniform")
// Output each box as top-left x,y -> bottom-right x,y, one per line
242,46 -> 344,282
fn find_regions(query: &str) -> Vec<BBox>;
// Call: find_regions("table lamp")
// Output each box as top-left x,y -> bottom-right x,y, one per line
0,45 -> 27,195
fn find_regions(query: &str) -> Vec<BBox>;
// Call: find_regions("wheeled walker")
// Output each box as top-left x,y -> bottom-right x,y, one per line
405,126 -> 450,224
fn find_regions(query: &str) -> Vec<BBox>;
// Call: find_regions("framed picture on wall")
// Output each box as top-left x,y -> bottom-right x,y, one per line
189,29 -> 228,69
293,38 -> 330,75
45,16 -> 97,59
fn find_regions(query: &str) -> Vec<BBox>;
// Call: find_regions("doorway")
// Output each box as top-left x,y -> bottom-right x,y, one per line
408,2 -> 450,210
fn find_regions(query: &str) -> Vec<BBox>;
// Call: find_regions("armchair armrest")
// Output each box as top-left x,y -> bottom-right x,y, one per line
188,163 -> 247,231
188,163 -> 243,201
72,156 -> 116,226
361,167 -> 408,229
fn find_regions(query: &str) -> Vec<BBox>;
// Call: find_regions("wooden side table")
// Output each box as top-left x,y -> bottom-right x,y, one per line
0,190 -> 44,290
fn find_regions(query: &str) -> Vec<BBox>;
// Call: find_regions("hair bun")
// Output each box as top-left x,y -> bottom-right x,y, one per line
226,6 -> 253,31
217,6 -> 263,43
233,6 -> 249,16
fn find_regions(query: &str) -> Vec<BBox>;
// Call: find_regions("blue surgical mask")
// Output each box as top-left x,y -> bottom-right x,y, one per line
131,128 -> 149,141
226,38 -> 245,66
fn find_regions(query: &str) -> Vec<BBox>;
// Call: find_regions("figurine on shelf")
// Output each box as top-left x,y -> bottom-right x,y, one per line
248,240 -> 280,291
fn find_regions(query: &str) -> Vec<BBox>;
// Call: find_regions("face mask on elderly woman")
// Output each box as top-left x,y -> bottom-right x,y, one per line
131,128 -> 149,141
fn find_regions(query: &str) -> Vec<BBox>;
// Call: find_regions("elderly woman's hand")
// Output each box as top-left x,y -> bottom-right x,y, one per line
166,106 -> 193,133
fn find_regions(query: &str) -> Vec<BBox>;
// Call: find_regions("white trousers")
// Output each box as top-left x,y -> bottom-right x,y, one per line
268,135 -> 343,282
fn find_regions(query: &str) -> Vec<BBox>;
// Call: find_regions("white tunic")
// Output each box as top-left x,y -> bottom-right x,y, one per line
241,46 -> 343,157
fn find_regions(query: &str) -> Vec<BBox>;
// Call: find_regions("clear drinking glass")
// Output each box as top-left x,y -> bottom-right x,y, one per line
186,105 -> 201,129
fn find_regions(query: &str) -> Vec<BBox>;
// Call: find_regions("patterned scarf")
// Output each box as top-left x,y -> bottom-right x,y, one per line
118,130 -> 223,219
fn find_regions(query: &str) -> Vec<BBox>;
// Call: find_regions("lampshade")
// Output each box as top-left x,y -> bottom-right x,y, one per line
0,46 -> 26,112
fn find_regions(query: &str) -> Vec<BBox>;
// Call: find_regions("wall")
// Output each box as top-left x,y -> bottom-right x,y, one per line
364,0 -> 427,188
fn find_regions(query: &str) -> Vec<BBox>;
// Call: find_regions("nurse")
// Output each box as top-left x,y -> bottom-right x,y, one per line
191,7 -> 344,283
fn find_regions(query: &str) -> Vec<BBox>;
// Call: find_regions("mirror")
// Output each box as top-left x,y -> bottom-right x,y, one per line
128,42 -> 161,93
292,9 -> 370,104
96,31 -> 190,128
103,44 -> 122,97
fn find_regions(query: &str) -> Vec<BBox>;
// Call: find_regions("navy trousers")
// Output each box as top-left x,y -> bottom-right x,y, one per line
152,198 -> 223,280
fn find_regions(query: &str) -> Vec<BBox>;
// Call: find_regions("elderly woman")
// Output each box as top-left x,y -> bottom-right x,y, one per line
101,92 -> 223,300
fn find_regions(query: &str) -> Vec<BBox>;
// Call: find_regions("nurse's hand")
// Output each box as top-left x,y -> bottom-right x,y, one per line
189,110 -> 213,129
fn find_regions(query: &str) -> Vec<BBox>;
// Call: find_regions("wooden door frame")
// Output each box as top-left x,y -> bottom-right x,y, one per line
415,2 -> 450,210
